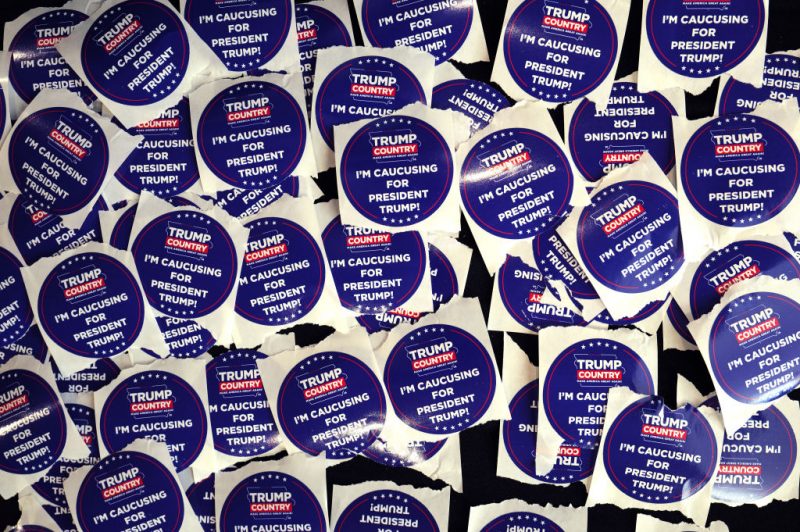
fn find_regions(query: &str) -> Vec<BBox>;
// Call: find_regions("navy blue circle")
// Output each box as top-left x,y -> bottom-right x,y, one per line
334,489 -> 439,531
362,438 -> 445,467
482,512 -> 563,532
432,79 -> 509,136
0,247 -> 33,347
718,54 -> 800,115
186,474 -> 215,532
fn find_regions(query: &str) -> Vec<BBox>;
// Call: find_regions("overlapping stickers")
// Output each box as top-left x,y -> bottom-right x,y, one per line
717,50 -> 800,115
468,500 -> 588,532
362,433 -> 463,491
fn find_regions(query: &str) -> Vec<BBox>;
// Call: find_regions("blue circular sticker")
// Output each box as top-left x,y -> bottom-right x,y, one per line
157,316 -> 216,359
667,300 -> 694,345
503,379 -> 594,483
498,256 -> 585,332
8,9 -> 91,104
591,299 -> 664,328
569,81 -> 677,183
99,369 -> 208,471
0,247 -> 33,347
701,396 -> 797,503
276,352 -> 386,458
543,339 -> 655,448
340,115 -> 453,227
80,0 -> 190,105
0,325 -> 48,365
184,0 -> 291,71
461,128 -> 574,239
708,291 -> 800,404
212,176 -> 300,220
502,0 -> 618,103
532,227 -> 598,300
384,324 -> 496,435
334,489 -> 439,531
75,450 -> 186,532
219,471 -> 325,532
646,0 -> 765,78
602,397 -> 718,503
38,251 -> 145,358
314,55 -> 427,149
197,80 -> 307,189
360,0 -> 474,64
362,438 -> 445,467
577,181 -> 683,293
131,210 -> 238,318
297,3 -> 353,112
718,54 -> 800,115
52,358 -> 121,394
236,217 -> 326,326
482,511 -> 563,532
9,108 -> 108,215
186,474 -> 215,532
115,98 -> 199,197
206,349 -> 281,458
322,216 -> 427,313
0,368 -> 67,474
681,115 -> 800,227
432,79 -> 509,136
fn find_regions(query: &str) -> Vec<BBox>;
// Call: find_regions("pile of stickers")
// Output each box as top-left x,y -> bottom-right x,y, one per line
0,0 -> 797,530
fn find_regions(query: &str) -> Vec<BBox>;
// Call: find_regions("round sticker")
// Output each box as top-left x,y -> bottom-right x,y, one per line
131,210 -> 238,318
591,299 -> 664,327
186,474 -> 215,532
184,0 -> 291,71
646,0 -> 765,77
681,115 -> 800,227
460,127 -> 574,238
532,227 -> 598,300
708,291 -> 800,404
701,396 -> 797,503
197,80 -> 307,189
481,511 -> 563,531
8,9 -> 91,104
0,368 -> 67,474
276,352 -> 386,458
115,98 -> 199,197
219,472 -> 325,532
363,438 -> 445,468
543,339 -> 655,448
502,0 -> 618,103
80,0 -> 190,105
38,251 -> 145,358
9,108 -> 109,215
236,217 -> 326,326
212,176 -> 300,220
577,181 -> 683,292
206,349 -> 281,457
360,0 -> 474,64
53,358 -> 121,394
314,55 -> 427,149
569,82 -> 677,182
334,489 -> 439,532
718,54 -> 800,115
498,256 -> 585,332
157,316 -> 216,359
99,369 -> 208,471
322,216 -> 427,313
503,379 -> 594,483
75,451 -> 186,532
602,397 -> 718,503
0,247 -> 33,347
432,79 -> 509,136
384,324 -> 496,434
340,115 -> 453,227
0,325 -> 48,365
667,300 -> 694,345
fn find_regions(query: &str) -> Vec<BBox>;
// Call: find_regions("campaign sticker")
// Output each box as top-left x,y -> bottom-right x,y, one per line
481,511 -> 563,531
432,78 -> 509,136
99,369 -> 208,471
0,325 -> 48,365
73,451 -> 187,531
362,439 -> 445,468
645,0 -> 765,78
384,324 -> 496,434
218,471 -> 326,532
718,54 -> 800,115
8,107 -> 108,215
236,217 -> 326,327
569,82 -> 677,183
339,115 -> 453,227
504,379 -> 594,483
206,349 -> 281,458
196,80 -> 308,189
212,177 -> 300,220
0,368 -> 68,475
0,246 -> 33,347
322,215 -> 427,313
115,98 -> 199,197
157,316 -> 216,359
184,0 -> 292,71
333,489 -> 438,531
532,228 -> 598,300
131,210 -> 238,318
577,180 -> 683,293
78,1 -> 190,105
543,340 -> 656,448
53,358 -> 121,394
501,0 -> 619,103
461,127 -> 575,238
681,114 -> 800,227
602,397 -> 718,503
186,474 -> 215,532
